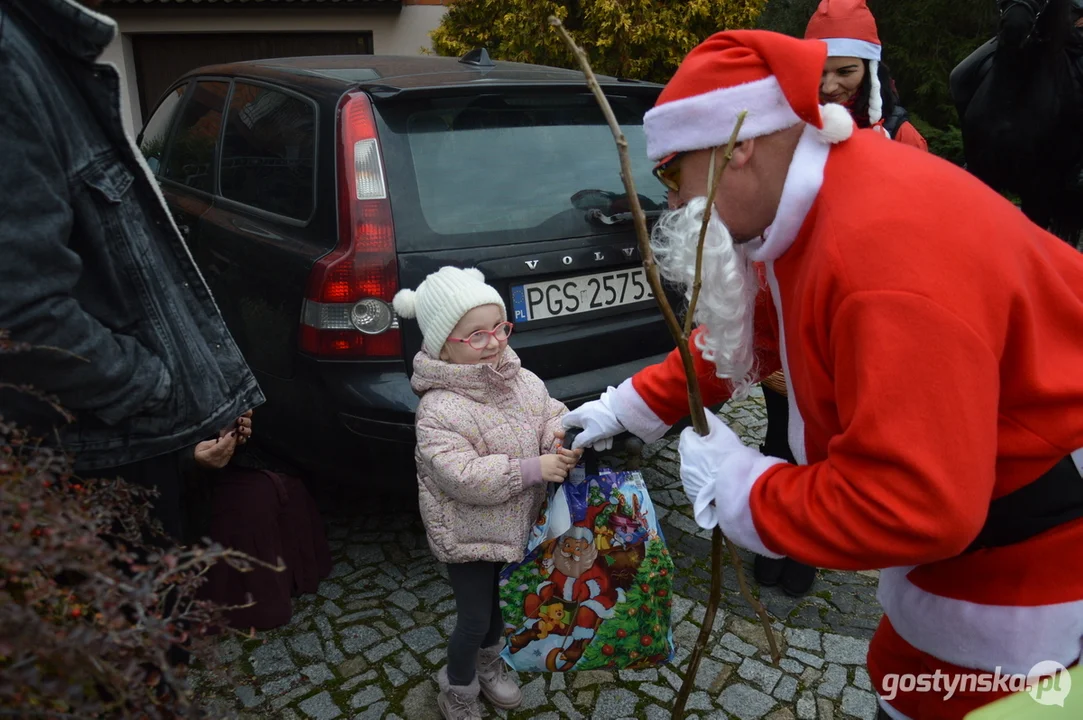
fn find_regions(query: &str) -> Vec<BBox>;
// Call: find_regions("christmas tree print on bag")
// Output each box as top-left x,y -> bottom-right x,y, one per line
498,464 -> 677,672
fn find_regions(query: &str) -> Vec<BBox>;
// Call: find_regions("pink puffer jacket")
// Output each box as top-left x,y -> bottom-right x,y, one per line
411,346 -> 566,564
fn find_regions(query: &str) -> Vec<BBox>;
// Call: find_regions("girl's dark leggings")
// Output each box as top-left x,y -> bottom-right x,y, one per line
445,560 -> 504,686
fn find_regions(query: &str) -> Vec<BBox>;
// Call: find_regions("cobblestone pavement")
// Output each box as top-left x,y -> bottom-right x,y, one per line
194,388 -> 886,720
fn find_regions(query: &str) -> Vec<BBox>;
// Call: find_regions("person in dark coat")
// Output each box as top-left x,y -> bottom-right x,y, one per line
0,0 -> 264,543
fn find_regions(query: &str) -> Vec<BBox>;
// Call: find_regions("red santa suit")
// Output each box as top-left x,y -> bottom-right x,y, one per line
598,30 -> 1083,720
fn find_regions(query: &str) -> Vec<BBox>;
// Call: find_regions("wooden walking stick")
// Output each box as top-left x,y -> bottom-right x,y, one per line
548,17 -> 780,719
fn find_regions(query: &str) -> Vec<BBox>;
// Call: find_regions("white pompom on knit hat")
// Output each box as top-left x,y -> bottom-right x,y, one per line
392,266 -> 506,358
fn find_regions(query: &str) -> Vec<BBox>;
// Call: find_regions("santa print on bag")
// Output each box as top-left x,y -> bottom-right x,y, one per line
509,526 -> 620,670
501,472 -> 676,672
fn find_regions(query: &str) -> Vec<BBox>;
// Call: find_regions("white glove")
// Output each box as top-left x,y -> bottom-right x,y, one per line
679,413 -> 731,529
679,411 -> 787,557
562,386 -> 626,451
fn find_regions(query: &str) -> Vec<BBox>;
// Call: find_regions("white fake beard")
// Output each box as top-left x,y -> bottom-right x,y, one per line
650,197 -> 761,399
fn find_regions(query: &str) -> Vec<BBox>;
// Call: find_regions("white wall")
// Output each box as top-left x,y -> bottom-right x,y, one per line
102,6 -> 448,135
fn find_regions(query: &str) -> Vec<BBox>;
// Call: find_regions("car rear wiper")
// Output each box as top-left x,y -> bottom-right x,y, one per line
585,208 -> 664,225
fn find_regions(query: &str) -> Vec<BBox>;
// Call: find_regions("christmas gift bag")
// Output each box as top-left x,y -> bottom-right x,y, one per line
498,459 -> 677,672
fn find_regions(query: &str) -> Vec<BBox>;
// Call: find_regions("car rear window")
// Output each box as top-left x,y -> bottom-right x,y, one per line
220,82 -> 317,221
162,80 -> 230,194
381,92 -> 667,248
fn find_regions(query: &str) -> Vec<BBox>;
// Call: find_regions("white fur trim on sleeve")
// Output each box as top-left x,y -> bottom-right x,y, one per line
644,76 -> 802,162
822,38 -> 882,62
709,449 -> 787,559
609,378 -> 671,444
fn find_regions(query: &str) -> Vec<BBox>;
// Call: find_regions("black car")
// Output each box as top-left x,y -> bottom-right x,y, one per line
137,50 -> 677,482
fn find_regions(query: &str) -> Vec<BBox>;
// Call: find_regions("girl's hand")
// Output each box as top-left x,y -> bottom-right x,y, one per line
540,454 -> 575,484
552,428 -> 584,464
556,444 -> 583,465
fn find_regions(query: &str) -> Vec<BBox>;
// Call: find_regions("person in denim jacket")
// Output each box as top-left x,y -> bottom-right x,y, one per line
0,0 -> 264,540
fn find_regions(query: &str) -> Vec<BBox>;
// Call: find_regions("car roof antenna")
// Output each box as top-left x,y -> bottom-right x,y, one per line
459,48 -> 495,68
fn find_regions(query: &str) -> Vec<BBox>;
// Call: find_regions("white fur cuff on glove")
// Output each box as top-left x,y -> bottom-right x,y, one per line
678,411 -> 786,558
606,378 -> 671,444
562,386 -> 625,451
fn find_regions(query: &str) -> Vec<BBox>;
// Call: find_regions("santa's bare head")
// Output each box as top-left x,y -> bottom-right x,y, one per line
651,196 -> 761,399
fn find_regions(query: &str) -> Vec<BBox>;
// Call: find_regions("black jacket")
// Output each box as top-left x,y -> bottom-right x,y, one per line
0,0 -> 264,470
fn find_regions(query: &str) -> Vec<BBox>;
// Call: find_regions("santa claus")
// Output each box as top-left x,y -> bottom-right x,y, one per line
562,29 -> 1083,720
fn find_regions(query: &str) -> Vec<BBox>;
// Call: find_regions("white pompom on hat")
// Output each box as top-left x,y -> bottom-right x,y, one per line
392,266 -> 506,358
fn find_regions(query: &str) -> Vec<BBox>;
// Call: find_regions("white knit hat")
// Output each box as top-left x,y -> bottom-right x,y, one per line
392,267 -> 506,358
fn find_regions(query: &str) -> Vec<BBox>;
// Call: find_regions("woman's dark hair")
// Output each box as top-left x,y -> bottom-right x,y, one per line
849,59 -> 899,128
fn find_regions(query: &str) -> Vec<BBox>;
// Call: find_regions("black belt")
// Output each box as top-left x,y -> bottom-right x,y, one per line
965,454 -> 1083,553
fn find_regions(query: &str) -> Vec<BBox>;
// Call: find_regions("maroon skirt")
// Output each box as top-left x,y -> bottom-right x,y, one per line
199,468 -> 332,631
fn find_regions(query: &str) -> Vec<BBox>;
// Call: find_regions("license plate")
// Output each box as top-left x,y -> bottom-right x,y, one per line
511,268 -> 654,322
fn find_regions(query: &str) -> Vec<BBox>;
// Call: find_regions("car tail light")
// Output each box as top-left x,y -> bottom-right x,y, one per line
300,92 -> 400,359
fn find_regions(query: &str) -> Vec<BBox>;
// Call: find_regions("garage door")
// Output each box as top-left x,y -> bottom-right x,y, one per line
132,32 -> 373,121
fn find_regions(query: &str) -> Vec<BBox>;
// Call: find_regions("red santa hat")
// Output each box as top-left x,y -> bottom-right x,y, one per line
643,30 -> 854,163
804,0 -> 885,125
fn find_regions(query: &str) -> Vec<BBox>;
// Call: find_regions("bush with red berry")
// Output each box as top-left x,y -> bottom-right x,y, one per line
0,333 -> 271,719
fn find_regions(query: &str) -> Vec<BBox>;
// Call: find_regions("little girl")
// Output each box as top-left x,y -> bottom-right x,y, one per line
393,266 -> 582,720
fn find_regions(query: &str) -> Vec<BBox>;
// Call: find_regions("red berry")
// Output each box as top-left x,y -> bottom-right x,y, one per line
660,569 -> 668,577
640,584 -> 650,593
640,635 -> 653,647
657,589 -> 668,598
602,644 -> 615,656
616,629 -> 628,639
640,605 -> 650,614
71,607 -> 82,618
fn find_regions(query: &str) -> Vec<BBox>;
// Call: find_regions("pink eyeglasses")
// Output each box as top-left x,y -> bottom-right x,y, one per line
448,321 -> 514,350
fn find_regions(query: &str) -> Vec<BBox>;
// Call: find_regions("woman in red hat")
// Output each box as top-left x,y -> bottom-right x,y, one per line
805,0 -> 928,151
751,0 -> 933,597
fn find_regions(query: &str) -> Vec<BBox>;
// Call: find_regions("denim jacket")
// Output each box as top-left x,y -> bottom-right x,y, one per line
0,0 -> 264,470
